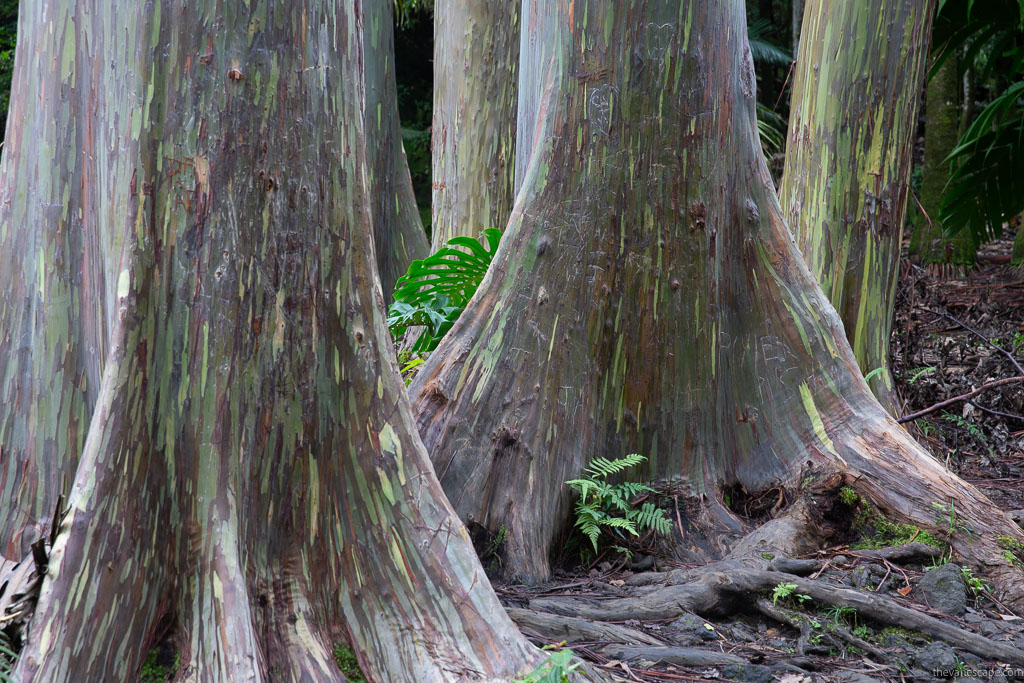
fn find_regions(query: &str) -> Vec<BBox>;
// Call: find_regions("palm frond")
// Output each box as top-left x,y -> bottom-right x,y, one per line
756,103 -> 787,157
747,19 -> 792,67
939,82 -> 1024,243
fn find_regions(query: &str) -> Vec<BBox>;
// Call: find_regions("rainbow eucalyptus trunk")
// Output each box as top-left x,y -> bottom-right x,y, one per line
365,0 -> 429,300
430,0 -> 519,249
779,0 -> 935,412
909,56 -> 977,266
2,1 -> 538,680
0,0 -> 129,558
409,0 -> 1024,602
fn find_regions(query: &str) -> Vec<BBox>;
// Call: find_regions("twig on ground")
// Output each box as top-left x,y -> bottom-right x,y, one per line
918,306 -> 1024,376
897,376 -> 1024,423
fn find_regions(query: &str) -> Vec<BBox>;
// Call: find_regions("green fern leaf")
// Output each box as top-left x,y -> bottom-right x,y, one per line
603,517 -> 638,536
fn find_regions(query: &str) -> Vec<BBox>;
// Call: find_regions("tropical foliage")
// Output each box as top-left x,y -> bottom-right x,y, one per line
931,0 -> 1024,244
387,228 -> 502,352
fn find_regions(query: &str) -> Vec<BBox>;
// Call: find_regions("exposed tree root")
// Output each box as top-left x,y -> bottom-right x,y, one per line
755,598 -> 886,661
853,542 -> 943,562
599,645 -> 749,668
507,608 -> 665,646
516,562 -> 1024,667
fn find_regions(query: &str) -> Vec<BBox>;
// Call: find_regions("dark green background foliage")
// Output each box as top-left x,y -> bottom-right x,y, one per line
931,0 -> 1024,244
0,0 -> 16,144
393,6 -> 434,230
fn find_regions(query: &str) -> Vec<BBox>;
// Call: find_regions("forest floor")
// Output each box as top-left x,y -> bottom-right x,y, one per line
496,228 -> 1024,683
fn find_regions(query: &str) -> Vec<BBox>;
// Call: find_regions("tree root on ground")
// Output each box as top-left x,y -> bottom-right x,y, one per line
754,597 -> 886,661
509,560 -> 1024,669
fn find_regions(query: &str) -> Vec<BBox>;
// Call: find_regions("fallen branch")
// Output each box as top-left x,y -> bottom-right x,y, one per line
897,376 -> 1024,424
723,569 -> 1024,665
918,307 -> 1024,376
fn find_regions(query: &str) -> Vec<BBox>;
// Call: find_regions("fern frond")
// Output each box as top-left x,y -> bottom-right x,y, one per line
615,481 -> 655,500
580,521 -> 601,551
565,479 -> 597,501
602,517 -> 639,536
585,454 -> 647,479
631,503 -> 673,535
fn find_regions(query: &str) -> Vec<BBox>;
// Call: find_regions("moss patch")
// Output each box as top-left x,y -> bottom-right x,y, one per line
850,506 -> 944,551
998,535 -> 1024,567
333,644 -> 367,682
140,648 -> 179,683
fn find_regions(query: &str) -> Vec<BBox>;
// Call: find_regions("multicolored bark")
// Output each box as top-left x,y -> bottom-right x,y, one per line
779,0 -> 936,411
909,55 -> 978,266
431,0 -> 519,249
410,0 -> 1024,601
0,0 -> 130,558
4,1 -> 538,679
365,0 -> 429,300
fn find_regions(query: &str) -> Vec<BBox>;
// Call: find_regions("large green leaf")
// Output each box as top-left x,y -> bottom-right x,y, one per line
387,228 -> 502,352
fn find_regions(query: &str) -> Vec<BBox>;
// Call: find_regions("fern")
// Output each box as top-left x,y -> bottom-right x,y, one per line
565,454 -> 672,555
0,630 -> 17,683
583,453 -> 646,479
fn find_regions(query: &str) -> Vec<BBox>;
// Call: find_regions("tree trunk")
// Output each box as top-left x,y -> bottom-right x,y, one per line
0,0 -> 128,559
3,2 -> 538,680
910,55 -> 977,265
430,0 -> 519,249
365,0 -> 430,301
1015,225 -> 1024,265
779,0 -> 935,412
409,0 -> 1024,604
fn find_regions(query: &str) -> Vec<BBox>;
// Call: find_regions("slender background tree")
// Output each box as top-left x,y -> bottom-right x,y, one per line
431,0 -> 520,248
779,0 -> 937,411
365,0 -> 430,300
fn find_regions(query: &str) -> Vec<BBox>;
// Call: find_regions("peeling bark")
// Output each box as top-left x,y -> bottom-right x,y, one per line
0,0 -> 129,558
430,0 -> 519,249
409,0 -> 1024,605
780,0 -> 936,411
2,1 -> 539,680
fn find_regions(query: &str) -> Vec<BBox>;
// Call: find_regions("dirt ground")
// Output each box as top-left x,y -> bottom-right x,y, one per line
497,229 -> 1024,683
893,227 -> 1024,514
